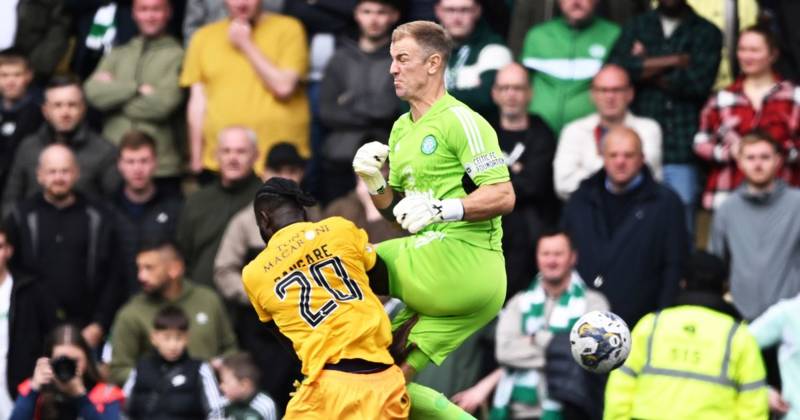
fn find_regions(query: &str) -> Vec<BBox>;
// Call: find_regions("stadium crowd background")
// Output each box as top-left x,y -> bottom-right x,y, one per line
0,0 -> 799,418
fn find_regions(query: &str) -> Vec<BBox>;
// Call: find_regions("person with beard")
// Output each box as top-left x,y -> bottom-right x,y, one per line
112,132 -> 183,296
108,238 -> 237,386
1,76 -> 120,215
435,0 -> 512,121
317,0 -> 402,204
609,0 -> 722,237
491,62 -> 560,300
710,132 -> 800,321
180,0 -> 310,181
4,145 -> 120,350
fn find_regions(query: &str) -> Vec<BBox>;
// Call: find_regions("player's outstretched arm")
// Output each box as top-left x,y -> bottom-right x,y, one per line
461,180 -> 515,221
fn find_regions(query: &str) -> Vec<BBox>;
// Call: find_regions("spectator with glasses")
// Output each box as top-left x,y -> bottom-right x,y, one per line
555,64 -> 662,201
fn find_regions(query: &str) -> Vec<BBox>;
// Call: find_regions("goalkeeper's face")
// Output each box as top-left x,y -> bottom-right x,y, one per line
390,37 -> 438,101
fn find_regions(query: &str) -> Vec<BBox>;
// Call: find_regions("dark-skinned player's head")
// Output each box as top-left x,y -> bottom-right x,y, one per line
253,177 -> 317,244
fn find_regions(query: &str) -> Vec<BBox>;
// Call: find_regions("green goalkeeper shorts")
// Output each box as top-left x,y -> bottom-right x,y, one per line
377,231 -> 507,371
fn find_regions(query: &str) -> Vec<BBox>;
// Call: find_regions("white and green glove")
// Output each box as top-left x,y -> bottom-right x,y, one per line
352,141 -> 390,195
393,195 -> 464,234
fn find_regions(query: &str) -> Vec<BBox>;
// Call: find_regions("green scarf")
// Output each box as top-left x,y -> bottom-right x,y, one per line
85,3 -> 117,52
490,272 -> 587,420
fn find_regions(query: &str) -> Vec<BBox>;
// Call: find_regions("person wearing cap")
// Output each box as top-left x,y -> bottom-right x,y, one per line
213,142 -> 319,411
176,125 -> 262,289
604,251 -> 768,420
242,177 -> 410,419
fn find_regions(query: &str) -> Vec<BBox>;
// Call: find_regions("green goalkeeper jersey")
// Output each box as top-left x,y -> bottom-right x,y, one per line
387,93 -> 510,251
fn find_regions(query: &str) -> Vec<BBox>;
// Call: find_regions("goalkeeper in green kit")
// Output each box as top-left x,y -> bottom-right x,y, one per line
352,20 -> 515,419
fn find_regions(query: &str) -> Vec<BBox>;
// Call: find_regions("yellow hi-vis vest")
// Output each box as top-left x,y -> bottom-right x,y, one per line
604,305 -> 768,420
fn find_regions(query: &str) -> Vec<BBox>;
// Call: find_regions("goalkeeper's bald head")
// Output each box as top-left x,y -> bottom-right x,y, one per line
253,177 -> 317,243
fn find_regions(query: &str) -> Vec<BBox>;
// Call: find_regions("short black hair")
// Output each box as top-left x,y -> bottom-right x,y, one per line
138,236 -> 184,262
537,228 -> 575,250
153,305 -> 189,331
357,0 -> 402,10
265,142 -> 305,171
221,352 -> 261,385
46,74 -> 82,92
684,251 -> 728,294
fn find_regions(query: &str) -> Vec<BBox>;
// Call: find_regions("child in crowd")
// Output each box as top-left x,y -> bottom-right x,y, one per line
219,353 -> 277,420
123,305 -> 224,419
0,51 -> 43,196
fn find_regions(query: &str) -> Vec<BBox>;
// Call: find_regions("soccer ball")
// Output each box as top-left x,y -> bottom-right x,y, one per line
570,311 -> 631,374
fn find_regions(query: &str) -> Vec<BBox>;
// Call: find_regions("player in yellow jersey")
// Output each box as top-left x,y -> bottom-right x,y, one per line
241,177 -> 410,419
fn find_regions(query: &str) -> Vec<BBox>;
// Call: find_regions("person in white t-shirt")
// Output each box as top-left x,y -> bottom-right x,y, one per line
554,64 -> 663,201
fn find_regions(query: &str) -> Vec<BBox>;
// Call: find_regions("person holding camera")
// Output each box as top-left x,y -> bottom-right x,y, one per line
10,324 -> 124,420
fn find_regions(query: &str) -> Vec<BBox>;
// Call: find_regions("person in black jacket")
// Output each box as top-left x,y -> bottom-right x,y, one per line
561,126 -> 688,327
491,63 -> 561,299
4,144 -> 121,349
0,53 -> 43,200
123,305 -> 224,419
112,131 -> 182,296
317,0 -> 402,204
0,224 -> 58,418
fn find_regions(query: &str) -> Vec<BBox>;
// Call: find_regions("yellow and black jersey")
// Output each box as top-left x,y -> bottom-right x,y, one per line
242,217 -> 394,382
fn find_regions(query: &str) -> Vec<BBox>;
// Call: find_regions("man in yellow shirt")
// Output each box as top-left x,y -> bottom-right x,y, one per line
242,177 -> 409,419
180,0 -> 310,179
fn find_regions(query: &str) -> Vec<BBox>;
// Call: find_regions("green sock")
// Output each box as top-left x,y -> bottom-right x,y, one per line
406,382 -> 476,420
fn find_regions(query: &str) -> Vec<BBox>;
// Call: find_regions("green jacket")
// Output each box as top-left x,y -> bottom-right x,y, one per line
84,35 -> 185,177
445,22 -> 512,121
108,279 -> 238,386
176,174 -> 262,289
14,0 -> 71,80
521,17 -> 620,133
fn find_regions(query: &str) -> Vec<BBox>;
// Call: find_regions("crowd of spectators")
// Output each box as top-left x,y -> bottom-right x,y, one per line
1,0 -> 799,418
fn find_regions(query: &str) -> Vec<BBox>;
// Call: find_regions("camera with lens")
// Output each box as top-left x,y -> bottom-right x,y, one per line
50,356 -> 77,383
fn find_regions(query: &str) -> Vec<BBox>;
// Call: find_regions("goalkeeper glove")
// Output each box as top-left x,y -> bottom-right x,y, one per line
393,195 -> 464,234
352,141 -> 390,195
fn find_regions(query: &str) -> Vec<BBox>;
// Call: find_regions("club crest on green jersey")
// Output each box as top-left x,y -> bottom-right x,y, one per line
421,135 -> 437,155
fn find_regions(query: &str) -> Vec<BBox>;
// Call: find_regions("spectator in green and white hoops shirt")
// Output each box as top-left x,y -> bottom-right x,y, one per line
352,20 -> 515,419
520,0 -> 620,133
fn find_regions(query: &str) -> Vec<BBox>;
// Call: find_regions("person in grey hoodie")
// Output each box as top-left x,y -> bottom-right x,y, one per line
317,0 -> 402,204
710,131 -> 800,320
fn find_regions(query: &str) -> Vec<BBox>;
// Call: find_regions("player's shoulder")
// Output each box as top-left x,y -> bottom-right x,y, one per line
317,216 -> 361,234
440,97 -> 493,130
242,249 -> 269,284
439,99 -> 496,143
